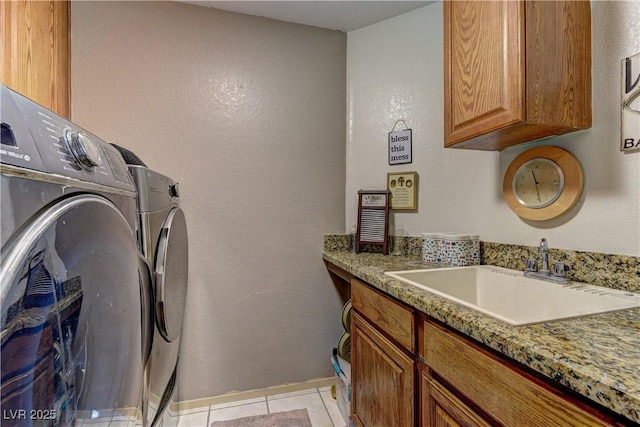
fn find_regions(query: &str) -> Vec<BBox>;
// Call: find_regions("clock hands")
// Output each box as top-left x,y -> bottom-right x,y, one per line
531,171 -> 542,203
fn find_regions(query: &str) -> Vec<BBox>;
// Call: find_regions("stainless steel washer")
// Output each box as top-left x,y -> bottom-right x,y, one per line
128,166 -> 188,427
0,85 -> 153,425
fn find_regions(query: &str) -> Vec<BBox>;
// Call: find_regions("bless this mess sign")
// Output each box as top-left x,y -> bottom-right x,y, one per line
388,129 -> 412,165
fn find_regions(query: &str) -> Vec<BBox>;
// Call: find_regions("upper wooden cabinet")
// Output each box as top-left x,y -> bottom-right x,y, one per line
1,0 -> 71,119
444,1 -> 592,150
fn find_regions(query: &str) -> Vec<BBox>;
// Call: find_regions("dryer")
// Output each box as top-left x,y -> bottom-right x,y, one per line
128,166 -> 188,427
0,85 -> 153,426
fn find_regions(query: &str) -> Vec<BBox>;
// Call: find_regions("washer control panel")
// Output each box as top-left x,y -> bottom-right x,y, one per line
0,85 -> 135,192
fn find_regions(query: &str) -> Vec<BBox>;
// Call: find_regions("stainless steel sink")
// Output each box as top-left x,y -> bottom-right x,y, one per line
385,265 -> 640,325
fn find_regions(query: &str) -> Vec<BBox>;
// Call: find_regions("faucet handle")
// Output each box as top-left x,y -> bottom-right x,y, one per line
552,263 -> 570,278
525,258 -> 538,272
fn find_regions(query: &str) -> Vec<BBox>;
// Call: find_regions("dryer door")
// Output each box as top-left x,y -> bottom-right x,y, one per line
154,207 -> 188,342
0,194 -> 150,426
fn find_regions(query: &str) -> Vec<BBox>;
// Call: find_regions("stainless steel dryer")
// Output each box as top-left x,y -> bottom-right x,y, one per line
0,85 -> 153,425
128,166 -> 188,427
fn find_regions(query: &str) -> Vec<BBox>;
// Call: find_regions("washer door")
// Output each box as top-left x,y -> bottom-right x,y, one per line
0,194 -> 150,425
154,207 -> 188,342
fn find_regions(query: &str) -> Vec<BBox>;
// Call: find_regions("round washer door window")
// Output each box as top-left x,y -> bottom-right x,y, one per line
1,194 -> 148,425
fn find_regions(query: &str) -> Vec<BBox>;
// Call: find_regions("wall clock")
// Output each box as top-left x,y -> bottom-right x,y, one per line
503,146 -> 583,221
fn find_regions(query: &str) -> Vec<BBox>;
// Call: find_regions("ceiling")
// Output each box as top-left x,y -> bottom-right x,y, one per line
179,1 -> 435,32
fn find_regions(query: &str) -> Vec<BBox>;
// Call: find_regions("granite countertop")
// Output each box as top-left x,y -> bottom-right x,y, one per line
323,250 -> 640,425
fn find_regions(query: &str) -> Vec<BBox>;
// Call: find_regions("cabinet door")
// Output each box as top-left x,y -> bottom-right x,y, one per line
351,312 -> 414,427
444,0 -> 524,147
1,0 -> 70,118
421,368 -> 490,427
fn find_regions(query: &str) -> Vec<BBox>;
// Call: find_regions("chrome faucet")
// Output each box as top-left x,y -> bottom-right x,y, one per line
538,238 -> 551,273
524,238 -> 570,284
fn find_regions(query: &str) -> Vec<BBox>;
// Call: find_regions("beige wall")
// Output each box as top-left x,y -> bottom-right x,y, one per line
71,1 -> 346,400
347,1 -> 640,256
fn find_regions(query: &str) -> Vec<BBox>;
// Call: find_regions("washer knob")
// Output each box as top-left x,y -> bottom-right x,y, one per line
65,129 -> 102,170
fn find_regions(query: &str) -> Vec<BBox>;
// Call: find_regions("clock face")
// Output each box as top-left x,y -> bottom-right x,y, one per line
512,159 -> 564,209
503,146 -> 583,221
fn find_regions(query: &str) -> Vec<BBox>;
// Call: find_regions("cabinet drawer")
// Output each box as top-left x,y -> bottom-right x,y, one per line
421,320 -> 612,427
351,278 -> 414,353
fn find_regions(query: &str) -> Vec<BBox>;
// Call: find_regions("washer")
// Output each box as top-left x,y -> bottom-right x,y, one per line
0,85 -> 153,425
128,166 -> 188,427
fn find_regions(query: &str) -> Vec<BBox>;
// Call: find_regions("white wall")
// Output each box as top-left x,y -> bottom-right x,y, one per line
347,1 -> 640,256
71,1 -> 346,400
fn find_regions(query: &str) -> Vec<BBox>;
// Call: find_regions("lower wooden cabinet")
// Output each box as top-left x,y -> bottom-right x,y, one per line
329,263 -> 628,427
351,311 -> 414,427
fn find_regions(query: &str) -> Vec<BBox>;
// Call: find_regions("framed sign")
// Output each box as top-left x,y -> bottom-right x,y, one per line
387,171 -> 418,210
356,190 -> 390,254
622,52 -> 640,152
388,129 -> 412,165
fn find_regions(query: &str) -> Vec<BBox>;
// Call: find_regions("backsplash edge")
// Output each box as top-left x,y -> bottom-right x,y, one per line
324,235 -> 640,293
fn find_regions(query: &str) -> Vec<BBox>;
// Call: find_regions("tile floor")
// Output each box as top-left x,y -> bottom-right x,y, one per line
175,386 -> 347,427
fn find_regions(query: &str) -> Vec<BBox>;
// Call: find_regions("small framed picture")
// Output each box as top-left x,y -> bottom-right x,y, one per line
387,171 -> 418,210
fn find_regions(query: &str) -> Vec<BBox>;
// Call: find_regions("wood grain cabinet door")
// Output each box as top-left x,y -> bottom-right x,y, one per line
444,0 -> 591,150
351,312 -> 414,427
444,0 -> 524,148
1,0 -> 70,118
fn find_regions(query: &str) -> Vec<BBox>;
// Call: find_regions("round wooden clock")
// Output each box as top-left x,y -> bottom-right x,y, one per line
503,146 -> 583,221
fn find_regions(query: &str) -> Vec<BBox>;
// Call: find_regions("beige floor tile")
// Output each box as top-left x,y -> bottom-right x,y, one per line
176,411 -> 209,427
320,389 -> 347,427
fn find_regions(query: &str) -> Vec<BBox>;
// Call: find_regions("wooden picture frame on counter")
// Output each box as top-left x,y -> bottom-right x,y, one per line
387,171 -> 418,210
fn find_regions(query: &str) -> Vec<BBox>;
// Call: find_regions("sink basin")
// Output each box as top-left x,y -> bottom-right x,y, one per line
385,265 -> 640,325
